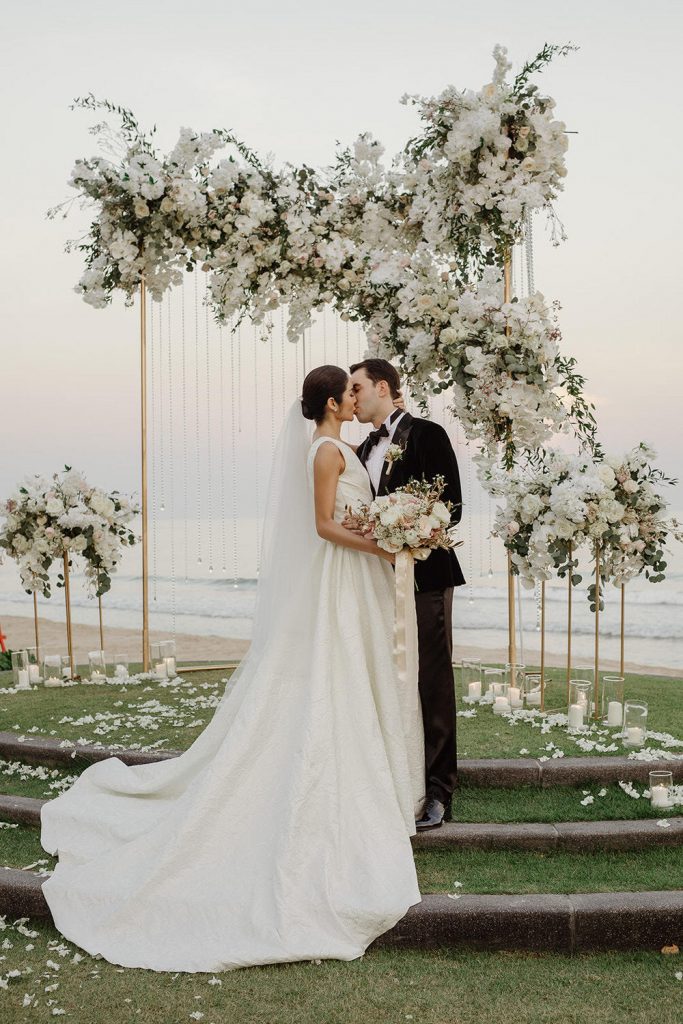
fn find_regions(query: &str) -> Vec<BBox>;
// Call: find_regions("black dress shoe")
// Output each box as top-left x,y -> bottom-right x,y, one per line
415,797 -> 446,831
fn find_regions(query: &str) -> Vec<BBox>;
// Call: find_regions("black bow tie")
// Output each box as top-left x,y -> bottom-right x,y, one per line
366,423 -> 389,450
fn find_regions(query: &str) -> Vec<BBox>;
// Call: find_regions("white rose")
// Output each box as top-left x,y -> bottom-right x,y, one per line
46,497 -> 63,516
597,465 -> 616,488
417,515 -> 440,538
622,479 -> 638,494
506,521 -> 520,537
432,502 -> 451,525
380,506 -> 402,527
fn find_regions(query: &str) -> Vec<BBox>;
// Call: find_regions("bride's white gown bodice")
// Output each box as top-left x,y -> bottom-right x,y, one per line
40,435 -> 423,973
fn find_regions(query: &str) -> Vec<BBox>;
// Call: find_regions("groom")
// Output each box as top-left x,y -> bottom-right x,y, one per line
349,358 -> 465,830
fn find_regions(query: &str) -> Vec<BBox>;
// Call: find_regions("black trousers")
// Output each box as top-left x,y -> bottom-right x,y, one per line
415,587 -> 457,805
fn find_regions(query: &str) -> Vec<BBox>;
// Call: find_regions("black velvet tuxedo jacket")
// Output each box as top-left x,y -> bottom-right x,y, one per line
356,412 -> 466,593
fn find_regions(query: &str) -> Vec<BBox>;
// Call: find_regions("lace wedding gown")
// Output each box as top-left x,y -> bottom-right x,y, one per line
40,417 -> 424,973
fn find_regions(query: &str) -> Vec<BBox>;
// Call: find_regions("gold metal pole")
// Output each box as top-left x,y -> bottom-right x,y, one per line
593,543 -> 600,719
98,594 -> 104,651
620,583 -> 625,678
540,580 -> 546,711
566,541 -> 573,705
140,279 -> 150,671
33,591 -> 40,663
503,253 -> 516,677
63,553 -> 74,680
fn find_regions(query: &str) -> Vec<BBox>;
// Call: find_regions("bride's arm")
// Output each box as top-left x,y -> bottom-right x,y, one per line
313,444 -> 394,563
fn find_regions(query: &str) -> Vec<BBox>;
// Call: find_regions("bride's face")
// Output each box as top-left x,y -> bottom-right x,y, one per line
333,378 -> 357,422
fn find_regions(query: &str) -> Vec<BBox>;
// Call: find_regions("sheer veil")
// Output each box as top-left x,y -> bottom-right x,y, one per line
226,399 -> 319,684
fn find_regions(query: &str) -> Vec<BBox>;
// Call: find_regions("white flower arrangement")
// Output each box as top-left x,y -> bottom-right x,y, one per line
55,47 -> 597,466
0,466 -> 139,598
482,443 -> 682,604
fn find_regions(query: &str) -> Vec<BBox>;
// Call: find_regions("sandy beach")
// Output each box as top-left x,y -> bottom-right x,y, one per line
2,614 -> 681,679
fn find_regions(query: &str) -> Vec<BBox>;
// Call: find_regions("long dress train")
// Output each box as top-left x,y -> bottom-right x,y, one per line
40,426 -> 424,973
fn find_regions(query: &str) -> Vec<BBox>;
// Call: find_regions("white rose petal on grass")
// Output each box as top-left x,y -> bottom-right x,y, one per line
519,748 -> 529,755
598,788 -> 607,797
207,977 -> 222,986
675,971 -> 683,981
580,796 -> 594,806
189,1013 -> 204,1021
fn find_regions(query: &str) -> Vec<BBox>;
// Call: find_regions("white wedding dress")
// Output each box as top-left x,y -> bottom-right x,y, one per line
40,405 -> 424,973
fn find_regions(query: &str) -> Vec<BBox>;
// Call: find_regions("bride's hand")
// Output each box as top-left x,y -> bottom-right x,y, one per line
392,390 -> 406,412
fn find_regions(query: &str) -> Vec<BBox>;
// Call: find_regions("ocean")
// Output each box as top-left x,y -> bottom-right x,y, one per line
1,516 -> 682,672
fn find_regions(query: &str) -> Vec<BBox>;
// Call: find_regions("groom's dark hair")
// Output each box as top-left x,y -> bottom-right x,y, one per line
349,358 -> 401,400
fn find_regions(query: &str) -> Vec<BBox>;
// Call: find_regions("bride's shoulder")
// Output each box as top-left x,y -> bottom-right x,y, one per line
309,436 -> 346,469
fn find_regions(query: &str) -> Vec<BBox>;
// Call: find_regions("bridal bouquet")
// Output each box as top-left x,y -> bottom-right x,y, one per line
348,476 -> 459,559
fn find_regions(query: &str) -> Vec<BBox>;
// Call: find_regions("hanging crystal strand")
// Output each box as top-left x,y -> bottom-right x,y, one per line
253,323 -> 261,574
194,274 -> 203,566
230,324 -> 239,589
280,308 -> 286,412
219,320 -> 228,575
535,580 -> 542,632
150,299 -> 158,602
517,574 -> 526,667
525,210 -> 536,303
236,322 -> 243,432
465,439 -> 474,605
334,311 -> 340,365
158,296 -> 166,516
269,314 -> 276,454
487,491 -> 494,579
322,306 -> 327,363
204,278 -> 214,575
181,277 -> 189,582
167,290 -> 176,638
345,320 -> 350,368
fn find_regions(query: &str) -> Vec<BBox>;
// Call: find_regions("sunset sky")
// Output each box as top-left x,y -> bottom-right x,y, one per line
3,0 -> 682,520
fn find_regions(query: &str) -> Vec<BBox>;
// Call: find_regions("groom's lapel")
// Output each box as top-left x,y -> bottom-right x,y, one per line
378,413 -> 414,495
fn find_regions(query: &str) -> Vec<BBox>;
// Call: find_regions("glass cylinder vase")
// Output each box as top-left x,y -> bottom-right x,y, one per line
567,680 -> 591,731
86,650 -> 108,685
483,667 -> 505,700
461,658 -> 482,701
649,771 -> 674,810
43,654 -> 63,687
159,640 -> 177,679
25,646 -> 41,684
523,672 -> 542,707
622,701 -> 648,748
11,650 -> 31,690
601,675 -> 625,728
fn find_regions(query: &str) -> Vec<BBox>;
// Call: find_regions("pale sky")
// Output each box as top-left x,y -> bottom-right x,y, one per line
2,0 -> 682,518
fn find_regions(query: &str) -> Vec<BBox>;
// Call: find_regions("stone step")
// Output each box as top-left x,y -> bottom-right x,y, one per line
1,868 -> 680,953
2,793 -> 681,852
1,731 -> 681,787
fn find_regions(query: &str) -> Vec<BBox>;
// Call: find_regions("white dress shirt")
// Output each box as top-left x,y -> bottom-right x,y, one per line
365,411 -> 406,493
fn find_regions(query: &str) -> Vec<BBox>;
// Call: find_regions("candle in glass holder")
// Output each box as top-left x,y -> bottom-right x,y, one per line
155,661 -> 168,680
624,726 -> 645,747
164,656 -> 177,677
526,689 -> 541,706
508,686 -> 522,708
16,669 -> 30,689
568,704 -> 585,730
607,700 -> 623,726
115,663 -> 129,678
493,696 -> 511,715
650,785 -> 670,808
468,681 -> 481,700
28,664 -> 40,683
90,671 -> 106,684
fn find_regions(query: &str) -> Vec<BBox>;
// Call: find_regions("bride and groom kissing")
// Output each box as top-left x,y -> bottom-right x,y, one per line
39,357 -> 466,973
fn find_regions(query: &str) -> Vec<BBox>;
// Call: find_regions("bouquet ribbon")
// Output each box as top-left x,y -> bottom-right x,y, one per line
393,548 -> 426,817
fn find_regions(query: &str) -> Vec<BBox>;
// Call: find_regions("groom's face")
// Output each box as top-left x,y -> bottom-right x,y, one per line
351,368 -> 382,424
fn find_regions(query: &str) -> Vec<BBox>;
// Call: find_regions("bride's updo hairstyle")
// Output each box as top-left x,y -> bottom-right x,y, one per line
301,365 -> 349,424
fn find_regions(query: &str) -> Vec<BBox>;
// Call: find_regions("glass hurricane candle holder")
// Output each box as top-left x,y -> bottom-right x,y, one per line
567,680 -> 592,731
506,665 -> 526,708
112,654 -> 130,681
61,654 -> 75,682
461,659 -> 482,701
649,771 -> 674,810
483,667 -> 505,700
11,650 -> 31,690
43,654 -> 63,687
25,646 -> 41,684
150,642 -> 166,679
622,701 -> 648,748
159,640 -> 177,678
601,675 -> 625,728
492,682 -> 512,716
524,673 -> 542,707
86,650 -> 107,685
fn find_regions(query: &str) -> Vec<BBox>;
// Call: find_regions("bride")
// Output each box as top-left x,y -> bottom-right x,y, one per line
40,364 -> 425,973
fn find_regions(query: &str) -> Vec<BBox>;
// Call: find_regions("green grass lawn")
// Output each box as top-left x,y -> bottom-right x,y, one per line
2,667 -> 682,763
0,917 -> 681,1024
